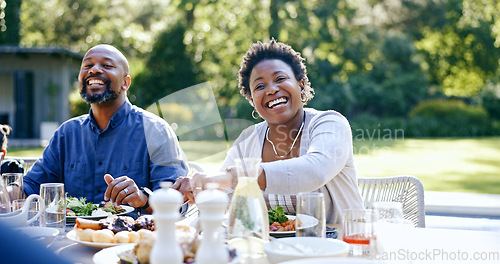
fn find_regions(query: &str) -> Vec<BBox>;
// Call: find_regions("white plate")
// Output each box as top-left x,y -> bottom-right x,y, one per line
15,226 -> 59,245
65,205 -> 135,222
270,215 -> 318,238
66,230 -> 134,249
263,237 -> 349,264
93,243 -> 242,264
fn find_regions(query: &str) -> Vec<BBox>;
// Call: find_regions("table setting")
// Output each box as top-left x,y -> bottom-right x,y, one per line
2,159 -> 500,264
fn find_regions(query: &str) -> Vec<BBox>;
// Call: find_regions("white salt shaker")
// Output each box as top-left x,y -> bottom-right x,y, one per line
195,183 -> 229,264
150,181 -> 183,264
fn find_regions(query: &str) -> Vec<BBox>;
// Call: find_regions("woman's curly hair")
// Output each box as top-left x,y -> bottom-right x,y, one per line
238,39 -> 314,105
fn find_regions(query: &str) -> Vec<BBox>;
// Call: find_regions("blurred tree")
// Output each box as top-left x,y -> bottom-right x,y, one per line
413,0 -> 500,97
13,0 -> 500,123
161,0 -> 271,118
20,0 -> 169,56
0,0 -> 21,45
131,22 -> 199,108
264,0 -> 430,117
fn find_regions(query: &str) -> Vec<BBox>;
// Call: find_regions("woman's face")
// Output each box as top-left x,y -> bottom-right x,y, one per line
249,59 -> 304,126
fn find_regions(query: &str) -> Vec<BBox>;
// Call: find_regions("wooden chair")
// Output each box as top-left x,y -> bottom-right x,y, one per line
358,175 -> 425,228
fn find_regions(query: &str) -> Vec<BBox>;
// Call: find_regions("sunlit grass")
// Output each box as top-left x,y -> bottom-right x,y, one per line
7,137 -> 500,194
353,137 -> 500,194
7,147 -> 45,157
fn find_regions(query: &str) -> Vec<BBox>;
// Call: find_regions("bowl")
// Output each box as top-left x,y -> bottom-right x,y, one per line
263,237 -> 349,264
15,226 -> 59,245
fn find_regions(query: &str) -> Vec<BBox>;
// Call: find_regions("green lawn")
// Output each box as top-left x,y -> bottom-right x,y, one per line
7,137 -> 500,194
352,137 -> 500,194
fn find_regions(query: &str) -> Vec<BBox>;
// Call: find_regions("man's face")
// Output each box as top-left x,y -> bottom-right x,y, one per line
78,46 -> 128,104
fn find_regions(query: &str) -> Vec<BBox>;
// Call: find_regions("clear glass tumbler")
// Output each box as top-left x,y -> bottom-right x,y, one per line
343,209 -> 378,257
2,172 -> 24,202
295,192 -> 326,238
40,183 -> 66,237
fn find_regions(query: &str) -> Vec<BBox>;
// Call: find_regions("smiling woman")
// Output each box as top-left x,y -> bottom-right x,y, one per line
172,39 -> 365,226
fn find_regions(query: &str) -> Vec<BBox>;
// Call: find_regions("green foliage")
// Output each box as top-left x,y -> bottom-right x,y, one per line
320,31 -> 430,117
408,99 -> 492,137
69,88 -> 90,117
477,78 -> 500,120
131,22 -> 199,108
20,0 -> 170,56
414,0 -> 500,97
13,0 -> 500,138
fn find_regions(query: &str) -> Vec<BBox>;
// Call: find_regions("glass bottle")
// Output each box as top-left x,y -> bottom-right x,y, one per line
227,158 -> 269,262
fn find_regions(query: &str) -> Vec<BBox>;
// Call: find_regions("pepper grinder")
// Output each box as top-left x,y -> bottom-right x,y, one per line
195,183 -> 229,264
150,181 -> 183,264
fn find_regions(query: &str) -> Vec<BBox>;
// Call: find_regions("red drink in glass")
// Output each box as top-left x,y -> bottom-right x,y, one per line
343,234 -> 371,245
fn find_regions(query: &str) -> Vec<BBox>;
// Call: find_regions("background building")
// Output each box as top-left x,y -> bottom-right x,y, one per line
0,46 -> 82,143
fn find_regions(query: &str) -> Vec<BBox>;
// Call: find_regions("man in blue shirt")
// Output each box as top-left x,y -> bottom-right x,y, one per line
22,44 -> 187,213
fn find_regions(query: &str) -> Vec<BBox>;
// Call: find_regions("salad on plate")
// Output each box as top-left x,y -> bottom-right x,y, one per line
60,196 -> 127,217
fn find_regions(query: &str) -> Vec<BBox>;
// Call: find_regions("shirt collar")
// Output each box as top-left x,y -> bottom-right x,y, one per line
88,100 -> 132,132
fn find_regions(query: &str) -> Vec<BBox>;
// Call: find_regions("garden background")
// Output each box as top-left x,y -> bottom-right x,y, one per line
1,0 -> 499,195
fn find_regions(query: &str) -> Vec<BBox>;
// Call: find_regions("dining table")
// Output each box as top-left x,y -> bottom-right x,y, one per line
47,219 -> 500,264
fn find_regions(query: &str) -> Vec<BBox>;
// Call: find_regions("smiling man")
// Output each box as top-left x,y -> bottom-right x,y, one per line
22,45 -> 187,213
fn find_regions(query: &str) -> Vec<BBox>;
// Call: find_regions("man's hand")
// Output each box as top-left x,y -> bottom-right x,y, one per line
103,174 -> 148,209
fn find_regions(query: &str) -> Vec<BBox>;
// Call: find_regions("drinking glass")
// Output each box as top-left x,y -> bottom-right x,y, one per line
295,192 -> 326,238
373,201 -> 404,223
372,201 -> 413,254
343,209 -> 378,257
2,172 -> 24,202
40,183 -> 66,236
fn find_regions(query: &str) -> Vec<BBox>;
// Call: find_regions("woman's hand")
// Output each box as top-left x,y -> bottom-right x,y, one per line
104,174 -> 148,209
172,171 -> 238,204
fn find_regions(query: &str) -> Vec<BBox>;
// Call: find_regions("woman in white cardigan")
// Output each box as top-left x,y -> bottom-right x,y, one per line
174,39 -> 363,224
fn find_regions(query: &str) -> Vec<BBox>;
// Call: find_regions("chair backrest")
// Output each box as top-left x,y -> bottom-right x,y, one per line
357,175 -> 425,228
2,156 -> 38,174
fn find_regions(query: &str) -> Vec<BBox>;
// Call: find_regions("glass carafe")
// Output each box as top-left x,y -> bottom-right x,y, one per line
227,158 -> 269,262
0,180 -> 11,213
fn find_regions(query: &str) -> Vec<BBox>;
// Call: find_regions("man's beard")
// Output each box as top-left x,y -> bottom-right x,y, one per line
80,77 -> 119,104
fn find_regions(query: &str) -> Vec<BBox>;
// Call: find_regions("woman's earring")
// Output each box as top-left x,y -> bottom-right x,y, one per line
252,109 -> 260,119
301,90 -> 307,103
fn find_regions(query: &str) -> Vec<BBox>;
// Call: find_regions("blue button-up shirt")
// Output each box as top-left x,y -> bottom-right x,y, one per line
24,100 -> 187,203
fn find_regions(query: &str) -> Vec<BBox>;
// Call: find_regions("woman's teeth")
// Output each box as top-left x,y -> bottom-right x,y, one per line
268,97 -> 287,108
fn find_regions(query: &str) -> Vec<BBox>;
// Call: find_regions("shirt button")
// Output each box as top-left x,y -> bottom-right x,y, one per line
98,161 -> 103,166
